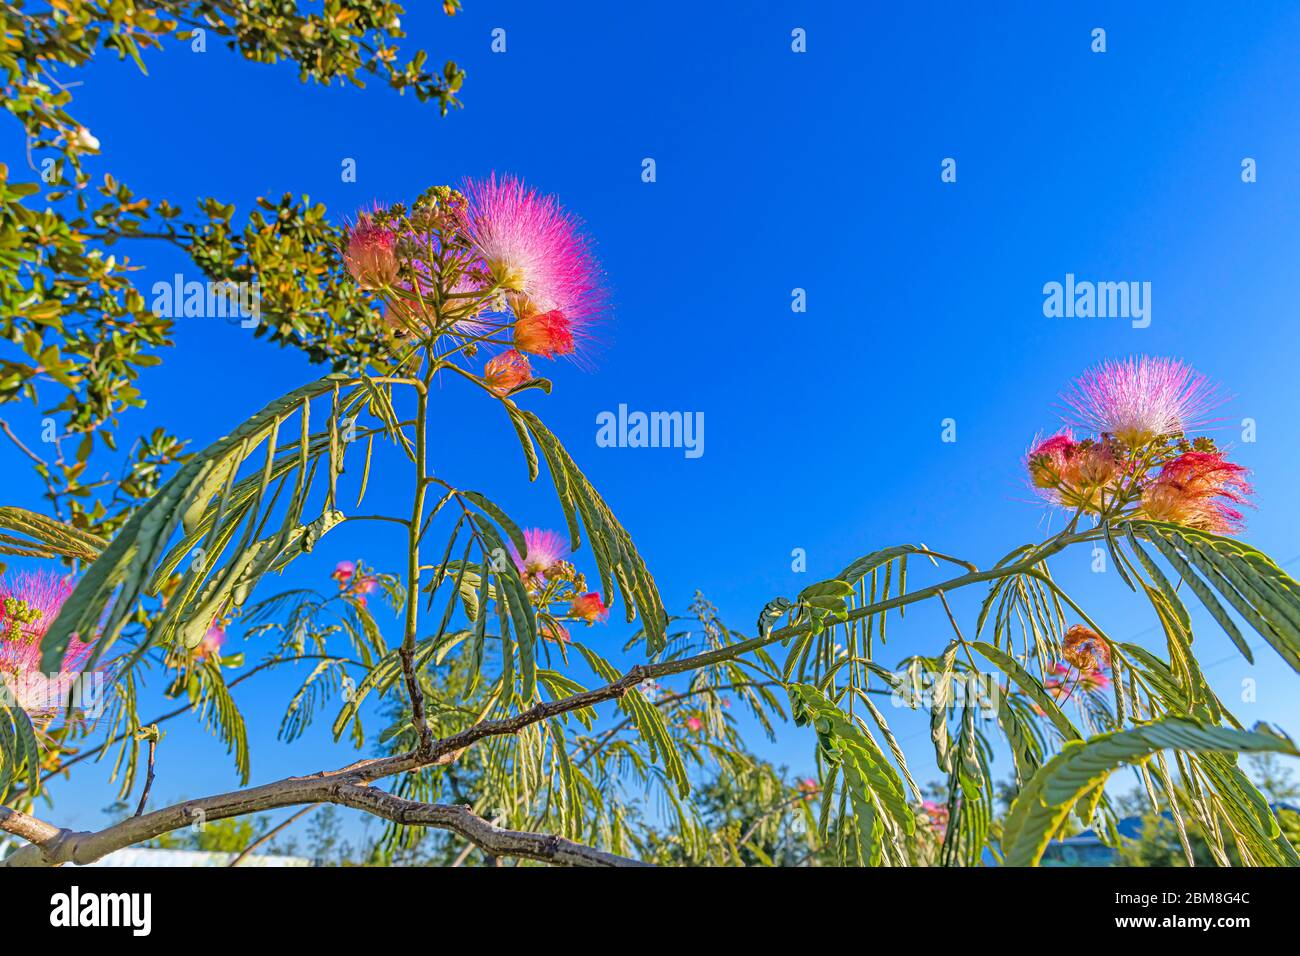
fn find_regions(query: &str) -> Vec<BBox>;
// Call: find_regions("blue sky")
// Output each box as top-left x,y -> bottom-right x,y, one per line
6,2 -> 1300,843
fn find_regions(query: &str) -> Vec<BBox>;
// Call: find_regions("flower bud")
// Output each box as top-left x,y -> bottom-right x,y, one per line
343,217 -> 399,289
569,592 -> 609,624
482,350 -> 531,396
513,310 -> 575,357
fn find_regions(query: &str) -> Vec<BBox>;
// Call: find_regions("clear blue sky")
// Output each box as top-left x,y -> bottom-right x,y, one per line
5,2 -> 1300,841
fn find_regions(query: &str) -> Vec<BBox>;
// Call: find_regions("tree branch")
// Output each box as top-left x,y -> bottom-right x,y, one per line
2,775 -> 644,868
0,805 -> 61,847
331,785 -> 648,867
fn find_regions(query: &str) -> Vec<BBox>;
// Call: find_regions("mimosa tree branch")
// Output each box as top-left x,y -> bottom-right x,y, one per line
2,542 -> 1075,868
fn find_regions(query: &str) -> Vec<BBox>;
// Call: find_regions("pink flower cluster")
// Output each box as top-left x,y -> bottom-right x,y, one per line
332,560 -> 379,606
342,174 -> 607,393
0,571 -> 96,716
460,173 -> 606,360
1060,357 -> 1222,445
1030,625 -> 1113,714
1028,358 -> 1251,534
569,592 -> 609,625
197,623 -> 225,662
342,212 -> 400,290
511,528 -> 569,582
506,528 -> 609,626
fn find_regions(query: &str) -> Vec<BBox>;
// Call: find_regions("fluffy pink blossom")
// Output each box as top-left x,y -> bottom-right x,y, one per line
1026,431 -> 1125,513
1141,450 -> 1252,534
0,571 -> 95,715
1061,357 -> 1223,445
1063,624 -> 1110,672
685,716 -> 703,733
460,174 -> 606,357
331,561 -> 356,587
1044,660 -> 1111,698
570,592 -> 609,625
197,623 -> 226,662
511,528 -> 569,580
1084,670 -> 1112,691
343,213 -> 399,289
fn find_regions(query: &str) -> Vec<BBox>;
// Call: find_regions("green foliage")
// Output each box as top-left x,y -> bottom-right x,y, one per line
1,1 -> 466,541
757,508 -> 1300,867
0,702 -> 40,800
0,506 -> 107,568
1002,719 -> 1297,866
1133,520 -> 1300,672
790,683 -> 915,865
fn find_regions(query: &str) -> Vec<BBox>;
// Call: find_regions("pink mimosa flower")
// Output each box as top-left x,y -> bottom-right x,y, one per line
1061,357 -> 1223,445
197,623 -> 226,662
0,570 -> 71,642
513,309 -> 575,358
1026,431 -> 1080,492
483,349 -> 532,396
1140,450 -> 1252,534
569,592 -> 609,625
0,571 -> 96,716
343,213 -> 399,289
331,561 -> 356,587
460,174 -> 605,358
1083,670 -> 1112,691
1045,658 -> 1110,698
511,528 -> 569,581
1027,430 -> 1127,513
1062,624 -> 1110,672
686,716 -> 703,733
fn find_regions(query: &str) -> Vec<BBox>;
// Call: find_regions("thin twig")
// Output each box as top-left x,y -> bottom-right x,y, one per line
228,806 -> 315,868
132,728 -> 159,817
0,417 -> 48,468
